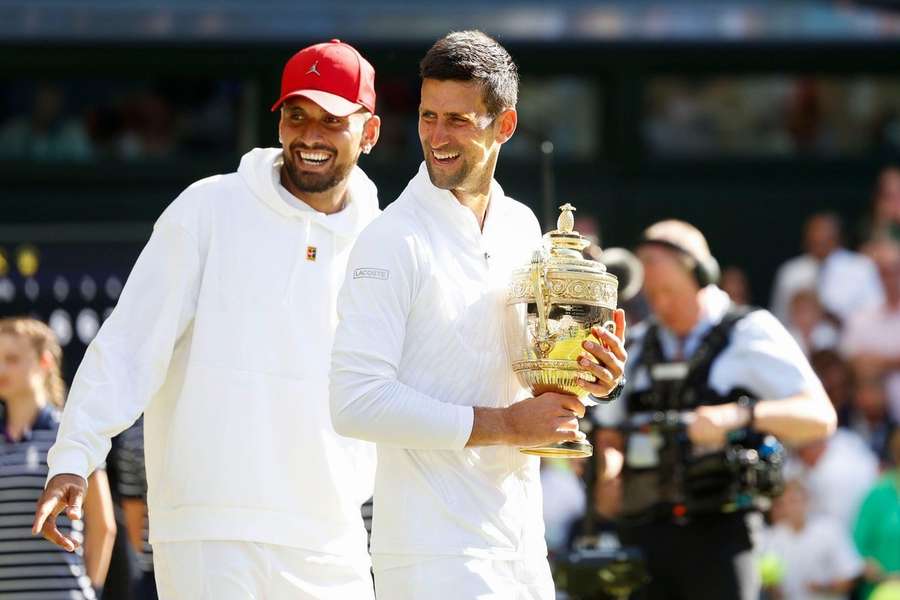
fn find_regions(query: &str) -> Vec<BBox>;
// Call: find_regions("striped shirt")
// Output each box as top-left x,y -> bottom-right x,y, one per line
0,405 -> 95,600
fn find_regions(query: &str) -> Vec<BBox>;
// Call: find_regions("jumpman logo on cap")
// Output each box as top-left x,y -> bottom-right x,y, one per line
306,61 -> 321,76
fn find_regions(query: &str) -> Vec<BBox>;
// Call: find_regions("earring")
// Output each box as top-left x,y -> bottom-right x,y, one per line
362,145 -> 371,155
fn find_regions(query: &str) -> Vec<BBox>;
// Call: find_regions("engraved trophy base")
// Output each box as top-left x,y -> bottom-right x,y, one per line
513,360 -> 595,459
520,439 -> 593,458
513,359 -> 597,399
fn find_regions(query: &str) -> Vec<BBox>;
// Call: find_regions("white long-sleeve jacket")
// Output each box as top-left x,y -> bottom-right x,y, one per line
330,163 -> 548,559
48,148 -> 378,560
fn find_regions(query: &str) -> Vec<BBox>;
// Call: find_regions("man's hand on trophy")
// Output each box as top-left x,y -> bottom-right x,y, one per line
468,394 -> 587,447
502,393 -> 587,447
577,308 -> 627,398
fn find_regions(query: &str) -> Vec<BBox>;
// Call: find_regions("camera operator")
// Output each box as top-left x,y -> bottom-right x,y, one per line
592,220 -> 837,600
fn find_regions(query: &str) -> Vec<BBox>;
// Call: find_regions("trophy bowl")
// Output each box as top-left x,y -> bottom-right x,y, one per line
506,204 -> 618,458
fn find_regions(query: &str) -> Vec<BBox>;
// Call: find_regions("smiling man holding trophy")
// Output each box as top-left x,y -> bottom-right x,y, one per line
330,30 -> 626,600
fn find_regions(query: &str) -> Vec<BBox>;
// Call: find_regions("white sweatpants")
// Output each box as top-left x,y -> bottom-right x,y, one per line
153,541 -> 375,600
372,554 -> 555,600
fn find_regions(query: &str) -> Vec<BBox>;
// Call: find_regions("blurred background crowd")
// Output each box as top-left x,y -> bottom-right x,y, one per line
544,171 -> 900,598
3,0 -> 900,599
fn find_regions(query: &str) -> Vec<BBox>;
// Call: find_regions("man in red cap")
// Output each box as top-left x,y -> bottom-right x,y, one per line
34,40 -> 381,599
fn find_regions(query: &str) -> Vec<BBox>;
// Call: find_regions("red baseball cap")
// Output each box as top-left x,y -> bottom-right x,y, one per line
271,39 -> 376,117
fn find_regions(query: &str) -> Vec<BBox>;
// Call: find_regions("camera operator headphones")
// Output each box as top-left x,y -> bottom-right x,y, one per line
637,220 -> 721,288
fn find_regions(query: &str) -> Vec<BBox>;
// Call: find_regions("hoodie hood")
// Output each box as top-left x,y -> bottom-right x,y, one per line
237,147 -> 379,239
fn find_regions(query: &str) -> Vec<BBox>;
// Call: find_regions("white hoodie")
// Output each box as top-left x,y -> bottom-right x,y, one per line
330,163 -> 547,559
48,148 -> 379,560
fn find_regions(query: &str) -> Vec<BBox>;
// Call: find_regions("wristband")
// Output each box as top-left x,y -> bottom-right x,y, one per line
602,376 -> 627,401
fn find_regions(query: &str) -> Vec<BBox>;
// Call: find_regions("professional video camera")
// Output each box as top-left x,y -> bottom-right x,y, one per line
623,410 -> 785,515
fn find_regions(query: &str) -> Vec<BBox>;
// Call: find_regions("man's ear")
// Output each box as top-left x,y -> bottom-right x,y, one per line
495,108 -> 517,145
361,115 -> 381,154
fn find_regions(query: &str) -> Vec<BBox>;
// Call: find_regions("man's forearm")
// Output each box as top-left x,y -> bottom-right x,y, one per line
466,407 -> 509,447
121,498 -> 147,553
83,471 -> 116,588
755,391 -> 836,445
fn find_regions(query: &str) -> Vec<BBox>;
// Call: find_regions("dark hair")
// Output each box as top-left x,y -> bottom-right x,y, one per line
419,30 -> 519,118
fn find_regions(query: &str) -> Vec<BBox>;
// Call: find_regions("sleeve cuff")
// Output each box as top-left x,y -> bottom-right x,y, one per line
450,406 -> 475,450
46,446 -> 93,484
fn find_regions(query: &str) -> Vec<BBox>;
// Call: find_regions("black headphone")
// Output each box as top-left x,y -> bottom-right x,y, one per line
637,235 -> 721,288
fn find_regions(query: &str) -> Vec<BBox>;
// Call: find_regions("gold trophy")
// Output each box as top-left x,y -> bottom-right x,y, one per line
506,204 -> 619,458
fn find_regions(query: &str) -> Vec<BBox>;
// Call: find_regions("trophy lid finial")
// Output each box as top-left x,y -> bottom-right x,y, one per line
558,203 -> 576,233
546,203 -> 589,256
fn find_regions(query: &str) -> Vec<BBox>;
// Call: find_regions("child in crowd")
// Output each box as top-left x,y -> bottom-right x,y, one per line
0,317 -> 116,599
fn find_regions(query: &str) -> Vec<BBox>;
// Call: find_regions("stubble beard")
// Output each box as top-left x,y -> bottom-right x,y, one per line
282,147 -> 354,194
423,148 -> 471,191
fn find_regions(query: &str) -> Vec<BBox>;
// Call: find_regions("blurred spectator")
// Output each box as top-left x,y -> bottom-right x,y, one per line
810,350 -> 855,426
771,212 -> 883,325
787,428 -> 879,533
786,80 -> 831,154
847,364 -> 898,466
787,289 -> 840,357
98,436 -> 142,600
566,429 -> 624,552
720,265 -> 752,305
114,417 -> 156,599
0,83 -> 93,161
1,79 -> 244,164
541,459 -> 586,555
842,239 -> 900,422
564,476 -> 623,567
643,81 -> 716,156
0,317 -> 116,599
643,76 -> 900,159
853,428 -> 900,598
858,167 -> 900,244
760,479 -> 863,600
116,90 -> 177,159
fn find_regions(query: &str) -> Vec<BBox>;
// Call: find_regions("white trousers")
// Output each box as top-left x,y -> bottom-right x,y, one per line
153,541 -> 375,600
372,554 -> 555,600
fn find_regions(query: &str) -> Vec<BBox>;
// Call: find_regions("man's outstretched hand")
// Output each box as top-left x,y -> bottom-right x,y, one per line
32,473 -> 87,552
